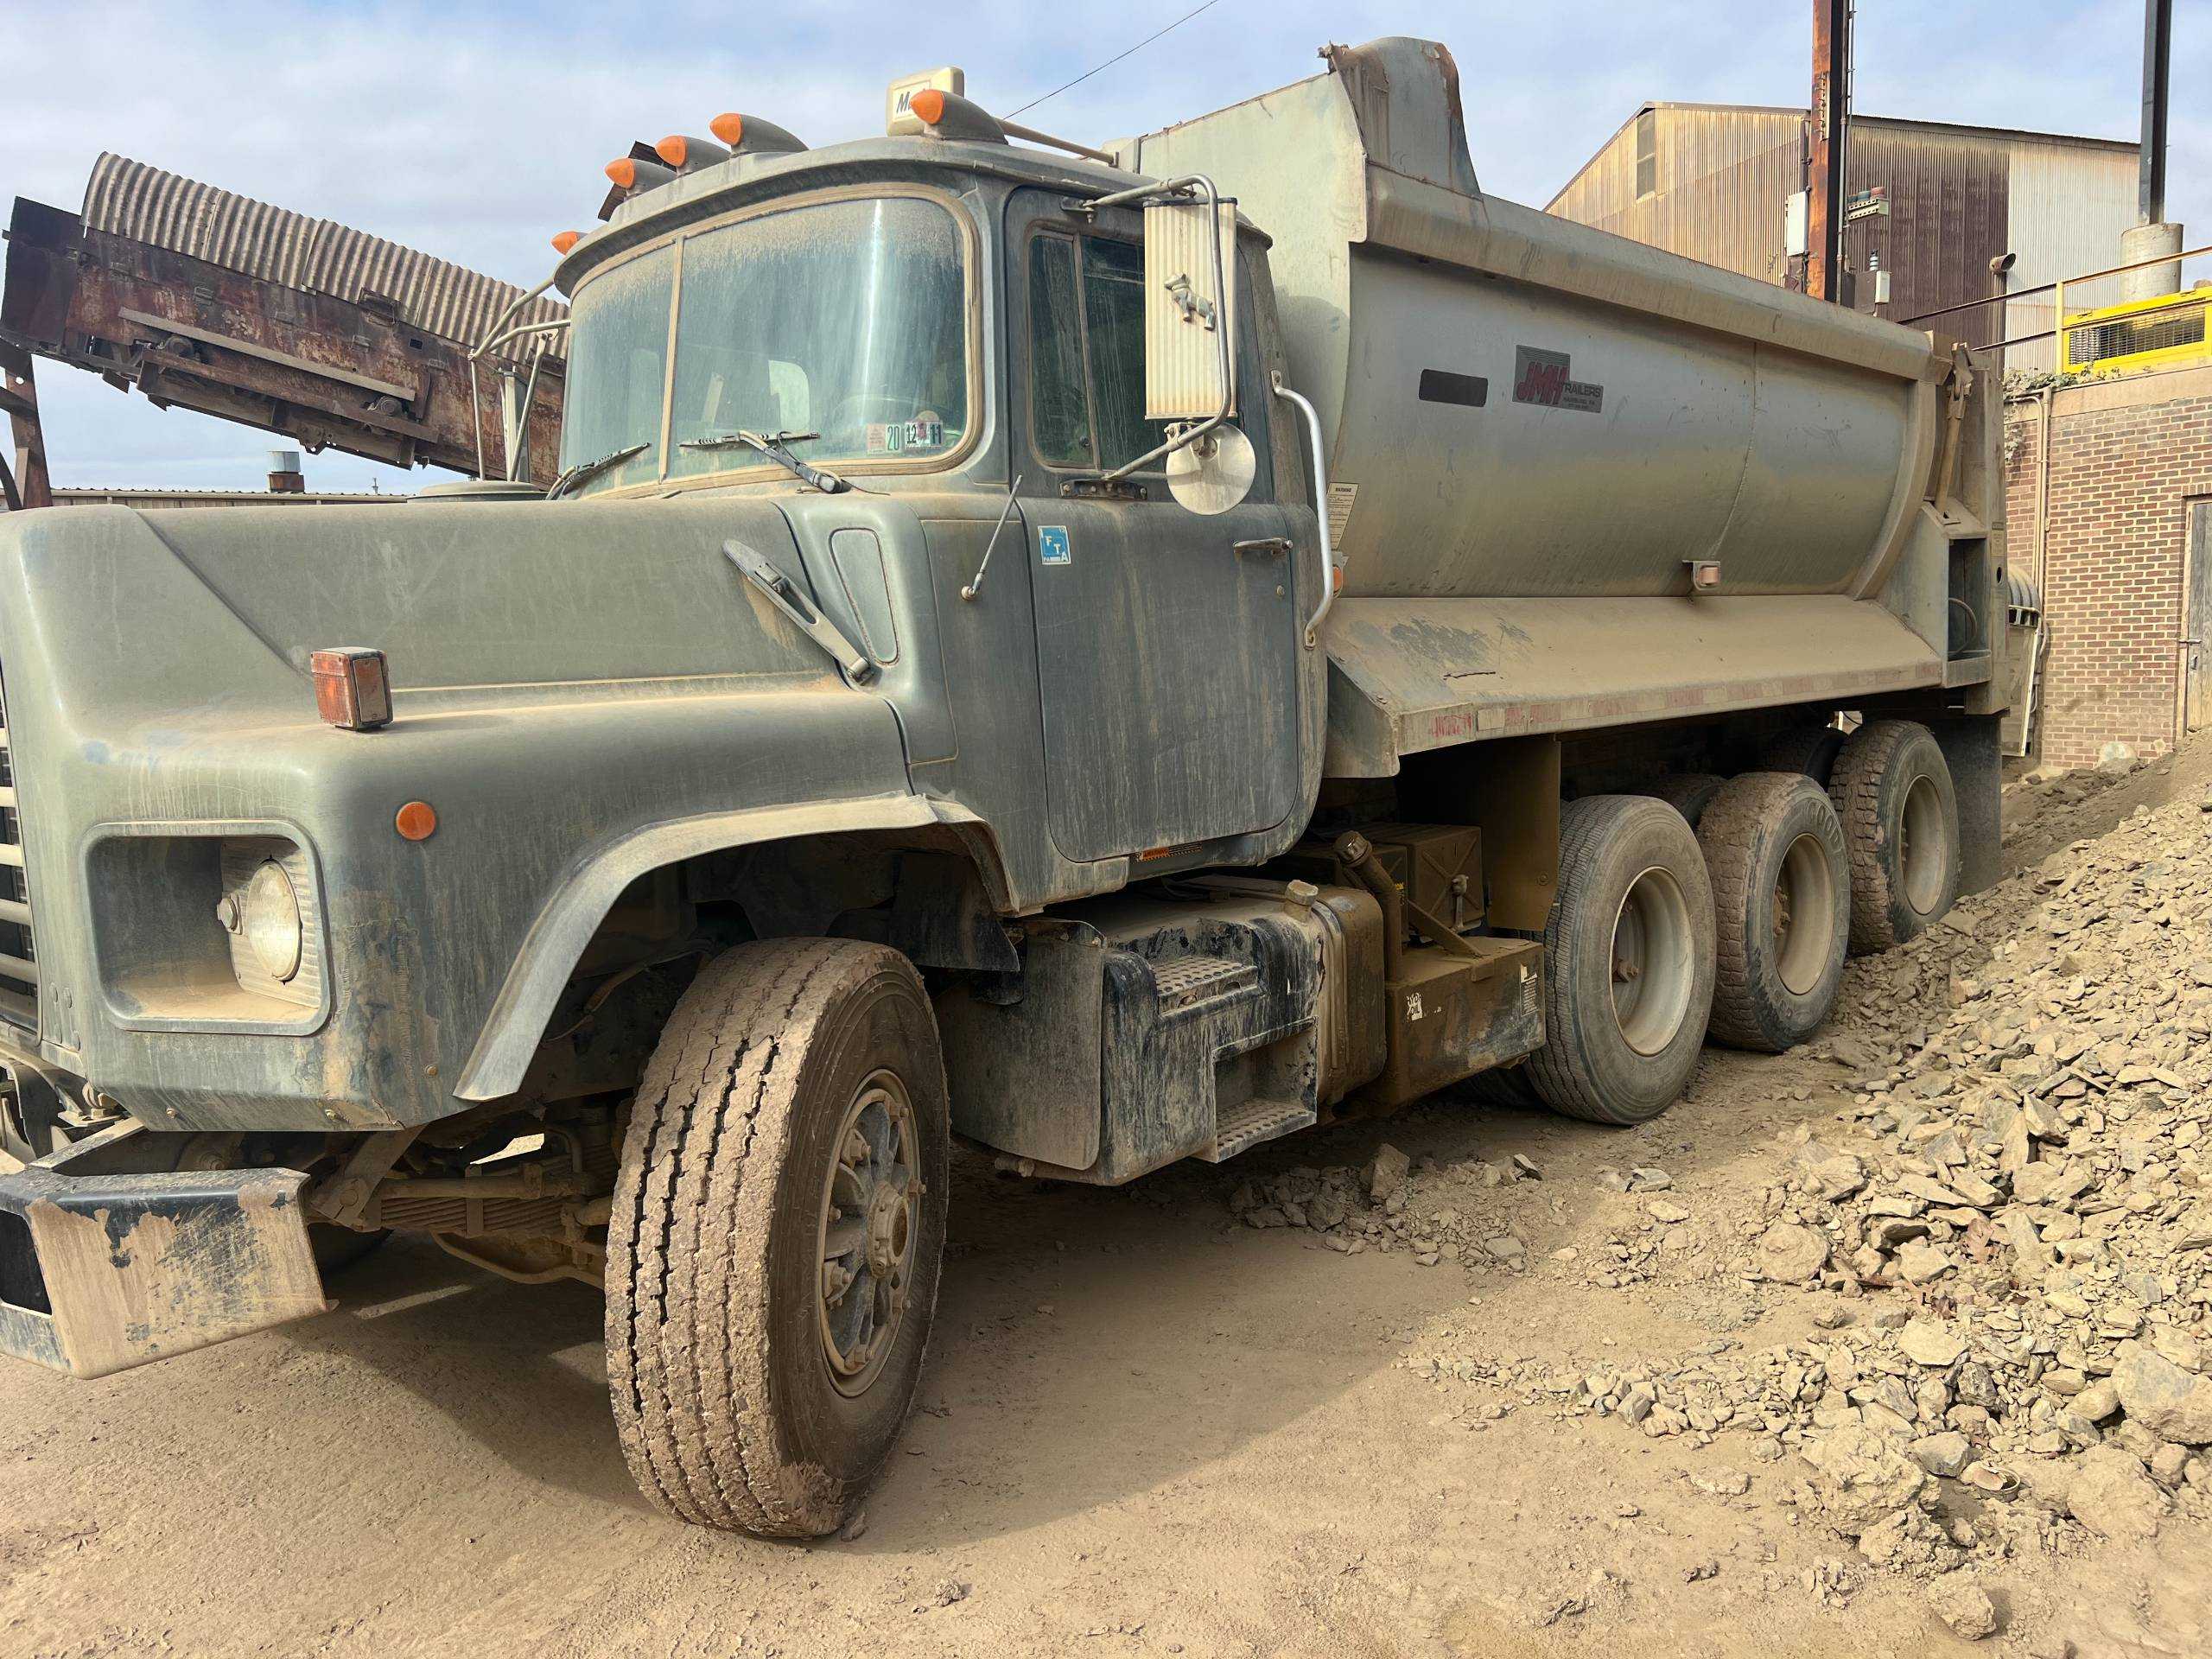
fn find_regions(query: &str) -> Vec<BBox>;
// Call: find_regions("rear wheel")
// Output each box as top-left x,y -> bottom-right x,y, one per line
1631,772 -> 1727,830
607,938 -> 950,1537
1758,722 -> 1847,786
1697,772 -> 1850,1052
1525,796 -> 1716,1125
1827,721 -> 1959,954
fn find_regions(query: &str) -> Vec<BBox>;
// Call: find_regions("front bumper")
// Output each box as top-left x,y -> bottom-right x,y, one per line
0,1131 -> 327,1378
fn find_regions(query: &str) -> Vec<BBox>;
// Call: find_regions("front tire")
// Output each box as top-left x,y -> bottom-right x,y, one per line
607,938 -> 950,1536
1526,796 -> 1716,1125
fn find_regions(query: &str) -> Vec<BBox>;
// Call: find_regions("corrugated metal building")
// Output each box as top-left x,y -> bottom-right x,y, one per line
1547,105 -> 2139,372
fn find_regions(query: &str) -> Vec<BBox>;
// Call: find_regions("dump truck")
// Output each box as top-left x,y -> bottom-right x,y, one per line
0,39 -> 2008,1536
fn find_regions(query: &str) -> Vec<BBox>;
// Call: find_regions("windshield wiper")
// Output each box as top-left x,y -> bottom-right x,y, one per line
680,429 -> 851,494
548,441 -> 651,500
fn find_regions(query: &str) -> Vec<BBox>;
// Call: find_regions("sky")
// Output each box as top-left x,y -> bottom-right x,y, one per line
3,0 -> 2206,493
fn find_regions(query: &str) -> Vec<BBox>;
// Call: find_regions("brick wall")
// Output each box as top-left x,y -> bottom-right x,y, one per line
2001,365 -> 2212,770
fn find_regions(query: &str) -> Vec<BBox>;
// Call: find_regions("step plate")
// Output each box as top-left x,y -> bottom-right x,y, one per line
1204,1096 -> 1315,1163
1150,953 -> 1258,1014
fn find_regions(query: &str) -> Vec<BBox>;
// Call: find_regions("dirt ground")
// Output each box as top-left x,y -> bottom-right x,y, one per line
3,751 -> 2209,1659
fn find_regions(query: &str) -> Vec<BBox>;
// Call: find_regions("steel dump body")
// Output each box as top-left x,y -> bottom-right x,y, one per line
1117,39 -> 1990,777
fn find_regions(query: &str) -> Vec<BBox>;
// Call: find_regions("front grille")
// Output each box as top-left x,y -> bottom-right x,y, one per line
0,672 -> 35,1032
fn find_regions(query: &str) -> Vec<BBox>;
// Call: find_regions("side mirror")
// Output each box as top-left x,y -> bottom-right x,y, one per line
1141,191 -> 1239,423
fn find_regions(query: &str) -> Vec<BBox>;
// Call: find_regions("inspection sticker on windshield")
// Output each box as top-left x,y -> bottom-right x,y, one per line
865,411 -> 947,455
1038,525 -> 1071,567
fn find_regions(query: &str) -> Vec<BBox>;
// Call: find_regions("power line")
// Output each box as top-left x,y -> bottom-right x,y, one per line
1006,0 -> 1226,119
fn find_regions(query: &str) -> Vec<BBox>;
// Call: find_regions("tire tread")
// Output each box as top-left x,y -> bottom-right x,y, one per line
608,938 -> 920,1537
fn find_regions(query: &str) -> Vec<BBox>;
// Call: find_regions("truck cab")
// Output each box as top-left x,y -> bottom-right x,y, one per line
0,39 -> 2005,1542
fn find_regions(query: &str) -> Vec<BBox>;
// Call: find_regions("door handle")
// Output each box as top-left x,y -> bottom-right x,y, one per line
1232,537 -> 1293,558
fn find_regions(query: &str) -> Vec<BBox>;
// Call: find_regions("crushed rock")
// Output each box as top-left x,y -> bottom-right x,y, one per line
1372,765 -> 2212,1590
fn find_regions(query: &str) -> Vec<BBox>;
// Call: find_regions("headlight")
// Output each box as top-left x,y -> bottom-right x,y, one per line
239,860 -> 303,983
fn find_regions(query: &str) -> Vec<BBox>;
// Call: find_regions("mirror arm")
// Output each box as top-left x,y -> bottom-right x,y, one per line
1082,174 -> 1236,484
1269,372 -> 1336,650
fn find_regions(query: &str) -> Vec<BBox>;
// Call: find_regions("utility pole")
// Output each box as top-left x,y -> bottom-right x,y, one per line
1806,0 -> 1852,303
2139,0 -> 2171,226
2122,0 -> 2181,300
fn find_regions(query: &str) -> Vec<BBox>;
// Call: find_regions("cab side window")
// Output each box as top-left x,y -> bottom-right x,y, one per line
1027,232 -> 1166,471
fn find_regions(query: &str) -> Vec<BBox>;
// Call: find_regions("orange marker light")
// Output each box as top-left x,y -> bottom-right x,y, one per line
909,88 -> 946,125
310,647 -> 392,731
550,230 -> 582,255
395,801 -> 438,842
709,111 -> 745,146
655,134 -> 690,167
605,157 -> 638,188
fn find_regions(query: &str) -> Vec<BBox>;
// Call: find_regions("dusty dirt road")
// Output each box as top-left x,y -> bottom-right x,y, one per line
3,754 -> 2208,1659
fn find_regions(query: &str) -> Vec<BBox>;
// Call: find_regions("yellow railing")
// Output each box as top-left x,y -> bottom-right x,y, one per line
2056,251 -> 2212,378
1904,238 -> 2211,378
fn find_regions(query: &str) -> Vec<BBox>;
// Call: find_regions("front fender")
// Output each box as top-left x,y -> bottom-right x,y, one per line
453,793 -> 995,1102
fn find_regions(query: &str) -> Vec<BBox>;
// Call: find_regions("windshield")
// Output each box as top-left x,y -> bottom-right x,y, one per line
557,194 -> 970,495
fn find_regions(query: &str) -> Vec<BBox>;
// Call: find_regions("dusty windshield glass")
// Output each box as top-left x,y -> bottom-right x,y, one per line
557,195 -> 969,495
555,245 -> 674,493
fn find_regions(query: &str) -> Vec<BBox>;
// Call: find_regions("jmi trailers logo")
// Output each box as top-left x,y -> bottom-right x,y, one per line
1512,346 -> 1604,414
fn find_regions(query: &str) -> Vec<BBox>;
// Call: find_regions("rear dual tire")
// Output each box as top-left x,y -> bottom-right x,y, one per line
1697,772 -> 1850,1053
1827,720 -> 1960,955
1525,796 -> 1717,1125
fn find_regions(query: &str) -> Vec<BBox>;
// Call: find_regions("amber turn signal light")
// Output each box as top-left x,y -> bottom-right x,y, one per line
395,801 -> 438,842
311,647 -> 392,732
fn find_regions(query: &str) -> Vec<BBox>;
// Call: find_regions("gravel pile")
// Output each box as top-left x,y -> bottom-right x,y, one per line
1238,765 -> 2212,1638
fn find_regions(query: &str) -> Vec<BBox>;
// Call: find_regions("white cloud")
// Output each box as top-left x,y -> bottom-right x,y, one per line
3,0 -> 2202,490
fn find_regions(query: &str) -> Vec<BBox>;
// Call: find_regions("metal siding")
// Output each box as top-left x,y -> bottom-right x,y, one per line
80,154 -> 564,355
2003,141 -> 2145,373
1552,112 -> 2134,373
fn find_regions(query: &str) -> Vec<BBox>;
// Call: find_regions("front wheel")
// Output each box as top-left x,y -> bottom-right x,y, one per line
607,938 -> 950,1536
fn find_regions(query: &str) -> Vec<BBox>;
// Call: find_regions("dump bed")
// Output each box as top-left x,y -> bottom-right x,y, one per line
1117,39 -> 1999,776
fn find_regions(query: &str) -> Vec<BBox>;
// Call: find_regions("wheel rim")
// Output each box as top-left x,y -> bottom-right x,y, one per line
1899,774 -> 1947,916
1609,865 -> 1696,1056
817,1067 -> 918,1398
1774,831 -> 1838,995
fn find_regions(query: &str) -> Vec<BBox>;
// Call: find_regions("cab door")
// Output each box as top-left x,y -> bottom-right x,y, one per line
1006,188 -> 1302,867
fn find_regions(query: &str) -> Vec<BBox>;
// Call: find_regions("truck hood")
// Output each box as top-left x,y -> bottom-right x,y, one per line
0,494 -> 838,721
0,493 -> 920,1128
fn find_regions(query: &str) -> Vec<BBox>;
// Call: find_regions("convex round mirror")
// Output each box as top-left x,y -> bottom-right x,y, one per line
1166,423 -> 1255,515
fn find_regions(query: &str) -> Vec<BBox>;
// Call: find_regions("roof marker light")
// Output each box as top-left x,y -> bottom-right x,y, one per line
550,230 -> 582,255
655,134 -> 730,171
606,156 -> 679,193
705,112 -> 809,157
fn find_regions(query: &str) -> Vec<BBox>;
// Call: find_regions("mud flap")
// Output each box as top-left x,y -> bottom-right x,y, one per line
0,1158 -> 327,1379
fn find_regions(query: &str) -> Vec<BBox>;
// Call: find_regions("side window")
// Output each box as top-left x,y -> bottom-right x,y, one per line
1026,231 -> 1166,471
1027,237 -> 1091,466
1081,238 -> 1162,470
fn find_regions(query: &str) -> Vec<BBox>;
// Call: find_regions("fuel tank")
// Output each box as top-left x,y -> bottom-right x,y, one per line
1120,37 -> 1945,601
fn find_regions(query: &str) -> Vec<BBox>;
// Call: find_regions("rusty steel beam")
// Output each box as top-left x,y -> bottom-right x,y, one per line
1,190 -> 563,488
1806,0 -> 1852,304
0,341 -> 53,512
